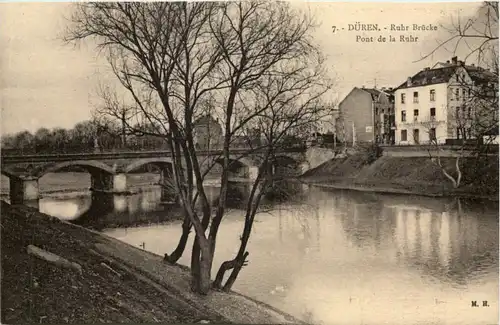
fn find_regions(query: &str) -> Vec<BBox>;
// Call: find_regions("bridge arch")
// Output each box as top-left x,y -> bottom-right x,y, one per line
272,155 -> 300,167
31,160 -> 115,179
122,157 -> 174,174
214,157 -> 254,168
213,157 -> 256,179
271,155 -> 302,177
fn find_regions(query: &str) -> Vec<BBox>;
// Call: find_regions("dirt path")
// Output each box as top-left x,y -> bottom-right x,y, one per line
1,201 -> 303,324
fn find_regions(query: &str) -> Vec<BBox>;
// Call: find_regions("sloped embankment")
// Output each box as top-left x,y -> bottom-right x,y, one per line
301,149 -> 499,199
1,202 -> 303,324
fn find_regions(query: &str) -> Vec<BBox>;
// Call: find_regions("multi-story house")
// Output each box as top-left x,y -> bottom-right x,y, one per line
193,114 -> 223,149
335,86 -> 395,145
394,56 -> 498,145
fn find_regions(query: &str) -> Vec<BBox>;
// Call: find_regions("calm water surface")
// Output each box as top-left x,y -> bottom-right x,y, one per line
17,174 -> 500,325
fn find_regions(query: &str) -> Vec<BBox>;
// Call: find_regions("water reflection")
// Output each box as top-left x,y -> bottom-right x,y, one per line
38,181 -> 498,325
38,181 -> 266,230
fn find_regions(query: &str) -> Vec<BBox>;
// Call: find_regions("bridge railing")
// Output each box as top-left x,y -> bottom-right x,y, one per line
1,145 -> 307,161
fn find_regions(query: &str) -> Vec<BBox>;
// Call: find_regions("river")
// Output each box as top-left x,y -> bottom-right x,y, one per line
2,173 -> 498,325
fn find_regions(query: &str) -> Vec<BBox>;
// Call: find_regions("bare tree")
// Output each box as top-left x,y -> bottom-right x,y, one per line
416,1 -> 499,189
65,1 -> 331,295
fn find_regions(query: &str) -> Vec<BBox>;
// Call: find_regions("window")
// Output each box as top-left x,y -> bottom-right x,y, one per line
468,88 -> 472,98
401,110 -> 407,122
455,107 -> 460,119
462,88 -> 467,99
430,107 -> 436,117
413,109 -> 419,121
401,93 -> 406,104
429,128 -> 436,141
401,129 -> 407,141
413,91 -> 419,103
430,89 -> 435,101
468,107 -> 472,119
455,88 -> 460,100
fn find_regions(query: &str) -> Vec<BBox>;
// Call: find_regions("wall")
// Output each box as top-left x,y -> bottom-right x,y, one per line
305,146 -> 340,170
394,83 -> 449,145
337,88 -> 374,144
373,92 -> 395,143
446,66 -> 476,139
194,119 -> 223,149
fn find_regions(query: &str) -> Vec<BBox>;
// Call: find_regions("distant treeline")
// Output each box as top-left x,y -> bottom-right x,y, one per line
1,120 -> 309,156
1,120 -> 167,155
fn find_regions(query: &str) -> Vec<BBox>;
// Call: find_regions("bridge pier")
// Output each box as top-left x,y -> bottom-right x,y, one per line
91,173 -> 128,194
248,166 -> 259,181
9,176 -> 39,207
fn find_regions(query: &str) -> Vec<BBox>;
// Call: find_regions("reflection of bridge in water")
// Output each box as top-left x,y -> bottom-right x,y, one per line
36,180 -> 306,231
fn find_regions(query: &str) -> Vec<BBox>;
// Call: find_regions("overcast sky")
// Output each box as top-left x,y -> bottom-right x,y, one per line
0,1 -> 484,135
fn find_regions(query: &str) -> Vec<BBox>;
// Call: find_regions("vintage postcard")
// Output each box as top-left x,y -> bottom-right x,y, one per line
1,1 -> 498,325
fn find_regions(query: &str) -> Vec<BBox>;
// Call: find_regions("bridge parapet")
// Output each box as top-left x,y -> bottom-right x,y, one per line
1,148 -> 307,207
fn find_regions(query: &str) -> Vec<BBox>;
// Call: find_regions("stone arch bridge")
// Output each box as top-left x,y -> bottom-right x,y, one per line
1,148 -> 313,205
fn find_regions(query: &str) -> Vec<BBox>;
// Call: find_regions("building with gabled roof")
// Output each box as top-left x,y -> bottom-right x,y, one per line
394,56 -> 498,145
335,86 -> 395,145
193,114 -> 223,149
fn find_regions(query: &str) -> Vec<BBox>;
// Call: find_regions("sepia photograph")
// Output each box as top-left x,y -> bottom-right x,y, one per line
0,1 -> 498,324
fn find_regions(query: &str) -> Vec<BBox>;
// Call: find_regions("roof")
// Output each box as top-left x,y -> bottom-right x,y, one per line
396,66 -> 458,90
466,66 -> 498,84
361,88 -> 383,100
193,114 -> 219,126
396,64 -> 498,90
360,87 -> 394,101
339,87 -> 394,107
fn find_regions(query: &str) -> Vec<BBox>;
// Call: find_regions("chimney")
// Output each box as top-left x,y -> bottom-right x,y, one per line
424,67 -> 430,70
446,60 -> 450,64
407,77 -> 412,87
362,85 -> 365,89
452,56 -> 458,65
381,87 -> 386,91
471,64 -> 475,67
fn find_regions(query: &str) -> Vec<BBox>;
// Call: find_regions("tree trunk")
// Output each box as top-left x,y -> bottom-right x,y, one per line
222,256 -> 245,292
214,162 -> 269,291
198,246 -> 213,295
217,251 -> 249,291
190,237 -> 201,292
164,216 -> 192,264
190,237 -> 214,295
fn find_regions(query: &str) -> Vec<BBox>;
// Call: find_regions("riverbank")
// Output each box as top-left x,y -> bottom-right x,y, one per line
300,149 -> 499,201
1,201 -> 304,324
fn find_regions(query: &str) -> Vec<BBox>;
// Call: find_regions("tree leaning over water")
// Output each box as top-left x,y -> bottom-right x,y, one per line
417,1 -> 499,190
64,1 -> 333,294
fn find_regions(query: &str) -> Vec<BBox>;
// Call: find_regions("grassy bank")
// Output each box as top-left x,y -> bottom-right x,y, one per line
301,147 -> 499,200
1,201 -> 303,324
